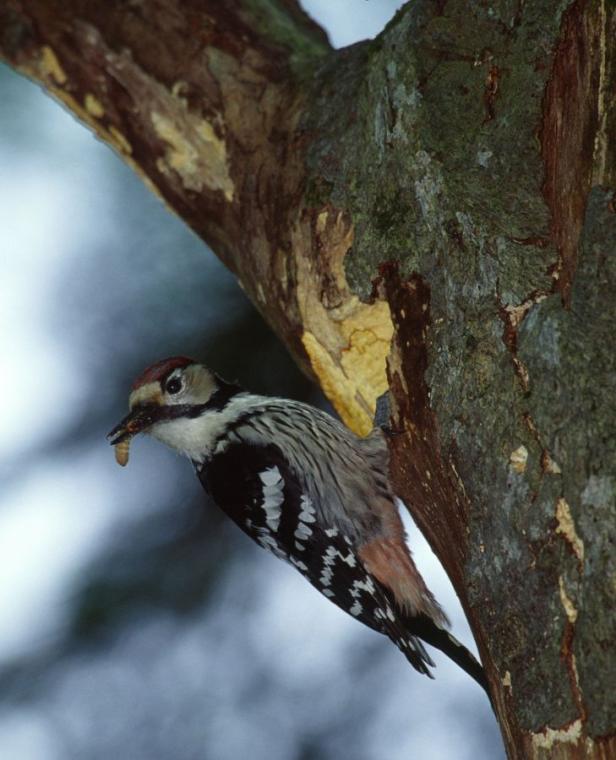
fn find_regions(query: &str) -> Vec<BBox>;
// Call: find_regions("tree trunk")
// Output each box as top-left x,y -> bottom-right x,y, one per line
2,1 -> 614,756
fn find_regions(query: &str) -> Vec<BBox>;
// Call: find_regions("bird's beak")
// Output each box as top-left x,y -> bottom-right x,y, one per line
106,404 -> 161,446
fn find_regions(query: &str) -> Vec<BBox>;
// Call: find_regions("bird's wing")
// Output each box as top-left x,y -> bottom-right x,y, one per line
200,440 -> 435,676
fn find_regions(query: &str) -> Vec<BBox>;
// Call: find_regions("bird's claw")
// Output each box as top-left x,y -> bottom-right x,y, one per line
374,392 -> 405,437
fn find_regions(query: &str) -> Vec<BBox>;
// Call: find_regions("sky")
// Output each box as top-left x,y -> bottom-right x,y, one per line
0,2 -> 504,758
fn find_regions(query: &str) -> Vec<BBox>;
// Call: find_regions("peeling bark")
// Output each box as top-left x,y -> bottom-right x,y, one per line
2,1 -> 615,757
540,0 -> 601,306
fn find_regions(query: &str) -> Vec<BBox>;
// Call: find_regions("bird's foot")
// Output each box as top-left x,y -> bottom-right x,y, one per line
374,392 -> 405,437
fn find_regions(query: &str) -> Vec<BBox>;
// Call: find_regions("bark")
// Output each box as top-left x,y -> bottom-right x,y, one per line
2,1 -> 614,757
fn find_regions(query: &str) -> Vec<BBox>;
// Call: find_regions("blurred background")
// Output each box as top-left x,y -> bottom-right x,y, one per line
0,2 -> 503,758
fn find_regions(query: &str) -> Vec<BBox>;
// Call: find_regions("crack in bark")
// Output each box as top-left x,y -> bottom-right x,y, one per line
560,600 -> 587,728
380,263 -> 471,595
483,57 -> 500,124
496,291 -> 538,393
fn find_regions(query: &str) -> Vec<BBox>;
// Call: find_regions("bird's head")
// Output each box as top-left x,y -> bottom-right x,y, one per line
107,356 -> 241,464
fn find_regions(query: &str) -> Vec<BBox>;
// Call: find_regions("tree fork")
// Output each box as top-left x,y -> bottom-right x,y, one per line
2,1 -> 615,757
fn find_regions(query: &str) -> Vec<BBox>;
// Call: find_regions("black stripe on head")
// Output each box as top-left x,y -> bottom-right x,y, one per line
208,378 -> 243,411
153,380 -> 243,422
108,382 -> 242,443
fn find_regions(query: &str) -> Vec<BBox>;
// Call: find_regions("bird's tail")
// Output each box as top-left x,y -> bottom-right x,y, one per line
404,614 -> 491,699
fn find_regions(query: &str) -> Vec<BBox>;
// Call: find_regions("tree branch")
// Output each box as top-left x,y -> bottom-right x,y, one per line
2,1 -> 615,757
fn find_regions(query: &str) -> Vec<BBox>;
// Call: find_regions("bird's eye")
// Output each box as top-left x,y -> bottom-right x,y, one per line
166,376 -> 183,395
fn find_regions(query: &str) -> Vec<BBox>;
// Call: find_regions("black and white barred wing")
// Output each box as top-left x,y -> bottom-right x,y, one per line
201,441 -> 435,677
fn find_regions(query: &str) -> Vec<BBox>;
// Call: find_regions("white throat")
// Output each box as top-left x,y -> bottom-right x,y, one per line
148,393 -> 259,463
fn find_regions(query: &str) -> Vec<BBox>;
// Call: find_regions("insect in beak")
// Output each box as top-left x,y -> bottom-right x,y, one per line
106,404 -> 161,467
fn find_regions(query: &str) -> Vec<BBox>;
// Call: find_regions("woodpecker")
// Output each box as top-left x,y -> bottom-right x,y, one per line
108,356 -> 489,696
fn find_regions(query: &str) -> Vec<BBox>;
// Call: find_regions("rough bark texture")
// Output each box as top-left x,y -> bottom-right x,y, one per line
2,1 -> 614,757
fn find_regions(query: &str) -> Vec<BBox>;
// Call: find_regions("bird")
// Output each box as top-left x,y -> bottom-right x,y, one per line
107,356 -> 489,696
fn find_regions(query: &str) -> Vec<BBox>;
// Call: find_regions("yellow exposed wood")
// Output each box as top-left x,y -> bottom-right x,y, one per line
84,93 -> 105,118
555,498 -> 585,564
301,300 -> 393,436
559,576 -> 578,624
40,46 -> 67,84
302,330 -> 373,435
531,719 -> 583,752
152,110 -> 234,200
509,445 -> 528,473
296,210 -> 393,435
108,126 -> 133,155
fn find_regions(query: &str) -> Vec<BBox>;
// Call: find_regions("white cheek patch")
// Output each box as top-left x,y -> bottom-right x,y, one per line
259,466 -> 284,532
